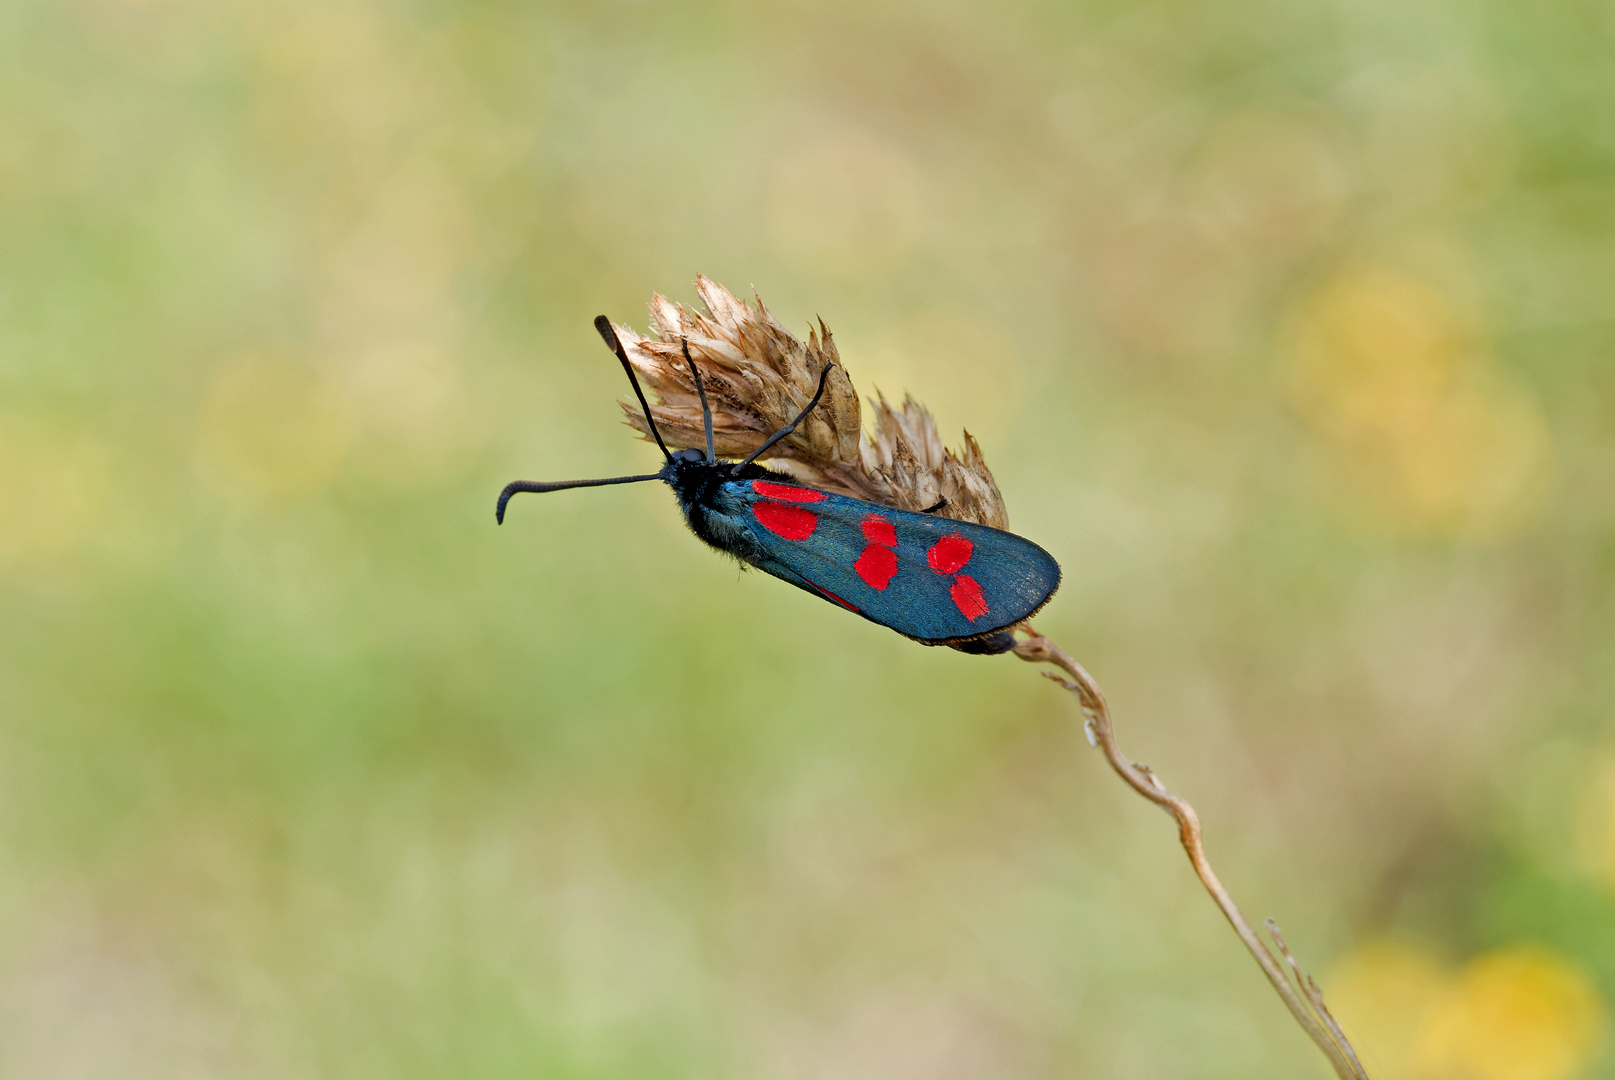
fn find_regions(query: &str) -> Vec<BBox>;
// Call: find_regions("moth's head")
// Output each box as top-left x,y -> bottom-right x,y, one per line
661,446 -> 713,488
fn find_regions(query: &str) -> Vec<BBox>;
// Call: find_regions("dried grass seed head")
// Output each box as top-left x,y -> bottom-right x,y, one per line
610,275 -> 1009,529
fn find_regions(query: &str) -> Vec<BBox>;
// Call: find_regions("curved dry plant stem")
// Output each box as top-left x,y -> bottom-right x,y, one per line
1013,628 -> 1370,1080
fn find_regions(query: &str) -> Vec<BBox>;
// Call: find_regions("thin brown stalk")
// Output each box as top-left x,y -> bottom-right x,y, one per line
1012,627 -> 1369,1080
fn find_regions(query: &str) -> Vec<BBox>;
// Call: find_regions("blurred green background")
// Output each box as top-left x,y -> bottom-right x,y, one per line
2,0 -> 1614,1077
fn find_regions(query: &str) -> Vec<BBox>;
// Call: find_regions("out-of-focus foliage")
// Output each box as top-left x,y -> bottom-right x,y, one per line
1,0 -> 1613,1077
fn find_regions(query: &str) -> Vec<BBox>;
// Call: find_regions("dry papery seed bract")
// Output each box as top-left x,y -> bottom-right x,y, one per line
609,276 -> 1010,530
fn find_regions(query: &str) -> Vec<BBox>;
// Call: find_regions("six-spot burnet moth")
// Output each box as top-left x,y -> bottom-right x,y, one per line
496,315 -> 1060,655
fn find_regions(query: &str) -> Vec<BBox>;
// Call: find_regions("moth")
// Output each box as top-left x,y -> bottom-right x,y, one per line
497,316 -> 1060,655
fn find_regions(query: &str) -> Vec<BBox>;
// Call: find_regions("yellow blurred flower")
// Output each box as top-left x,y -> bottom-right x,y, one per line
1425,947 -> 1606,1080
1287,265 -> 1549,537
1329,939 -> 1606,1080
194,353 -> 355,503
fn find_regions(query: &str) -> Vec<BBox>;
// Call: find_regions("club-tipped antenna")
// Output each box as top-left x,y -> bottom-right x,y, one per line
682,338 -> 716,464
497,473 -> 662,524
732,363 -> 833,474
594,315 -> 671,462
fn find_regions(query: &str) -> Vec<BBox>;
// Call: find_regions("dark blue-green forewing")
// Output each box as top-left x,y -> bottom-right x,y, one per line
709,478 -> 1060,644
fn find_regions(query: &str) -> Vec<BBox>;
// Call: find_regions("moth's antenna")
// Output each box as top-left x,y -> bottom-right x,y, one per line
594,315 -> 672,462
682,338 -> 716,464
497,473 -> 662,524
732,363 -> 833,474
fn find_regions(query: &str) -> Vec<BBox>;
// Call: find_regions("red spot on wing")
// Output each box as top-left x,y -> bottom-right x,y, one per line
950,575 -> 989,620
926,534 -> 973,575
854,544 -> 898,590
754,501 -> 818,540
813,583 -> 860,612
751,481 -> 825,503
860,516 -> 897,547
